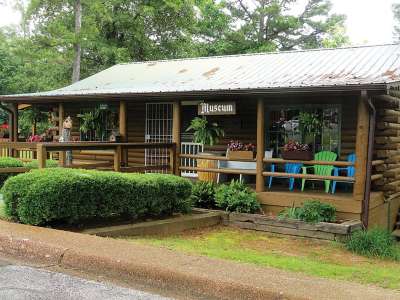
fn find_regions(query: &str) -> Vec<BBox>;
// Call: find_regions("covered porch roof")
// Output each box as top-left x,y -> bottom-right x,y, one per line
1,44 -> 400,102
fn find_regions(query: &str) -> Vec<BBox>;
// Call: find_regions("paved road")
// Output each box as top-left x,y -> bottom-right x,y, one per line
0,259 -> 172,300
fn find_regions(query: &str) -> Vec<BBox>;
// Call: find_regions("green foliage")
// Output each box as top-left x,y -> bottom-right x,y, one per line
279,200 -> 336,223
346,228 -> 400,261
278,206 -> 301,220
1,168 -> 193,225
191,181 -> 217,209
24,159 -> 59,169
0,0 -> 346,97
18,107 -> 51,138
215,180 -> 260,213
0,157 -> 24,186
297,201 -> 336,223
186,117 -> 224,146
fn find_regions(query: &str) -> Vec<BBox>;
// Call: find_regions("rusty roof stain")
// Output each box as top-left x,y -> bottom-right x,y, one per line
3,43 -> 400,100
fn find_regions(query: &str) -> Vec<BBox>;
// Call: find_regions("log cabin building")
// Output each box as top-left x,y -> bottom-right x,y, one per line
1,43 -> 400,233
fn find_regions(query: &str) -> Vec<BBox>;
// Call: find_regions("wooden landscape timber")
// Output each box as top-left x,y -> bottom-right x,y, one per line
225,212 -> 362,241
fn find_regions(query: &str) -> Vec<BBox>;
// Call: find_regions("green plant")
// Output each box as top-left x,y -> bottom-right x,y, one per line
0,157 -> 24,186
24,159 -> 59,169
78,109 -> 101,138
1,168 -> 193,225
185,117 -> 224,146
297,201 -> 336,223
278,200 -> 336,223
215,180 -> 260,213
278,206 -> 301,220
346,228 -> 399,260
191,181 -> 217,209
298,111 -> 321,145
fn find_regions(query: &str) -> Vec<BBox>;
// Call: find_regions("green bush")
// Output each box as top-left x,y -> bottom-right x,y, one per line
2,168 -> 193,225
215,180 -> 260,213
0,157 -> 24,186
346,228 -> 399,260
24,159 -> 59,169
279,200 -> 336,223
191,181 -> 217,209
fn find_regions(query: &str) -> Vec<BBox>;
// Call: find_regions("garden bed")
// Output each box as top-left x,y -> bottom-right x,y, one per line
78,209 -> 223,237
224,212 -> 362,241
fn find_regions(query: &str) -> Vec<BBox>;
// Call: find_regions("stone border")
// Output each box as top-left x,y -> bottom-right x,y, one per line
224,211 -> 362,241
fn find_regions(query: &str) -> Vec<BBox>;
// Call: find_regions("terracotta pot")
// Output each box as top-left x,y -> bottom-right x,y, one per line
281,150 -> 313,161
227,150 -> 254,160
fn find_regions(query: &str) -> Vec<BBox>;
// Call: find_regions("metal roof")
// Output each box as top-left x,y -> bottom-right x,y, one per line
3,43 -> 400,101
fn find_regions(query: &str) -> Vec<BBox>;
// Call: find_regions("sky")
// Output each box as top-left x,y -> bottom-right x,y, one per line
0,0 -> 398,45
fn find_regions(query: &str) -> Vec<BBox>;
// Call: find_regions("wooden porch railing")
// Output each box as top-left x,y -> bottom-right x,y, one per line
0,142 -> 177,174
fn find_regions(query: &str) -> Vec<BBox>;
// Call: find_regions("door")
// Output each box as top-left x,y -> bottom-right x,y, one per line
145,103 -> 173,172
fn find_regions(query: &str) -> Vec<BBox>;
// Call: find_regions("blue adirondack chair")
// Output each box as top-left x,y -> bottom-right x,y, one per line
331,153 -> 356,194
268,163 -> 303,191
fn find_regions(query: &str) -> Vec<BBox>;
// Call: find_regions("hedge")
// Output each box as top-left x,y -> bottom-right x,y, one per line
0,157 -> 25,186
2,168 -> 193,225
24,159 -> 59,169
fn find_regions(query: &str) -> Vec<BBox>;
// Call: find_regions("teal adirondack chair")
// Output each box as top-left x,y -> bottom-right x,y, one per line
301,151 -> 337,193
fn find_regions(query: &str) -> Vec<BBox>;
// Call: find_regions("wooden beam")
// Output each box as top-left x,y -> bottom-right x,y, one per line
113,145 -> 121,172
256,99 -> 265,192
36,144 -> 47,169
172,100 -> 181,176
262,171 -> 354,182
58,103 -> 65,167
179,166 -> 256,175
353,91 -> 370,201
119,100 -> 128,165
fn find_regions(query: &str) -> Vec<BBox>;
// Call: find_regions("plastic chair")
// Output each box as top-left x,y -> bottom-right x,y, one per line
268,163 -> 303,191
301,151 -> 337,193
331,153 -> 356,194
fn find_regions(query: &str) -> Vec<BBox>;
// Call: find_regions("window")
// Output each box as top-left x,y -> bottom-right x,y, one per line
267,105 -> 341,157
78,104 -> 118,141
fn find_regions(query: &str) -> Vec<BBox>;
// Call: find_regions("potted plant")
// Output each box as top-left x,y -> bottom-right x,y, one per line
186,117 -> 224,182
282,140 -> 313,160
227,140 -> 255,160
299,111 -> 321,153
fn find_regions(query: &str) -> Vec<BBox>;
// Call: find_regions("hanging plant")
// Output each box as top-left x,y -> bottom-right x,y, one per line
185,117 -> 224,146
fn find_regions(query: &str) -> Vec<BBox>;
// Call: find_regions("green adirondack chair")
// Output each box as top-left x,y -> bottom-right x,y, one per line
301,151 -> 337,193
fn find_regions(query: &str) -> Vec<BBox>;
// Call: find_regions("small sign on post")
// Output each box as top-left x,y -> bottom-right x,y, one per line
198,102 -> 236,116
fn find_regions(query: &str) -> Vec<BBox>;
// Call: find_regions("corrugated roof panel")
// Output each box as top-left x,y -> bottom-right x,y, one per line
3,43 -> 400,100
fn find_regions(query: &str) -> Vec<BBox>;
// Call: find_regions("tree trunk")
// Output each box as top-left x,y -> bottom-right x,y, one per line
72,0 -> 82,83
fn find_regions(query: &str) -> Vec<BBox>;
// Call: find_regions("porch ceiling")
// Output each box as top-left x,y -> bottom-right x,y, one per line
2,43 -> 400,102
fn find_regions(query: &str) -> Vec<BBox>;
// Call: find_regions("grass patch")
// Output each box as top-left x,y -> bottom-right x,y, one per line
125,227 -> 400,289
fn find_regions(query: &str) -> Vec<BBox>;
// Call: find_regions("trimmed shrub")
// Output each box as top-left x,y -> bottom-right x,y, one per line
24,159 -> 59,169
0,157 -> 25,186
346,228 -> 399,260
215,180 -> 260,213
191,181 -> 217,209
2,168 -> 193,225
279,200 -> 336,223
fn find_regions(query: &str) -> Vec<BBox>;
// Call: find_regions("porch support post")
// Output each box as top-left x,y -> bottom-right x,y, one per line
37,144 -> 47,169
172,100 -> 181,176
11,103 -> 18,157
114,145 -> 121,172
119,100 -> 128,166
256,99 -> 265,192
58,103 -> 65,166
353,91 -> 370,201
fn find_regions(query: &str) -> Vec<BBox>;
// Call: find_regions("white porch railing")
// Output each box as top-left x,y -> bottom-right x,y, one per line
180,142 -> 203,177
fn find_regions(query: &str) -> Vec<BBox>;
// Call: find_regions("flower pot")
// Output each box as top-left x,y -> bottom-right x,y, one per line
282,150 -> 313,161
197,152 -> 218,182
227,150 -> 254,160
